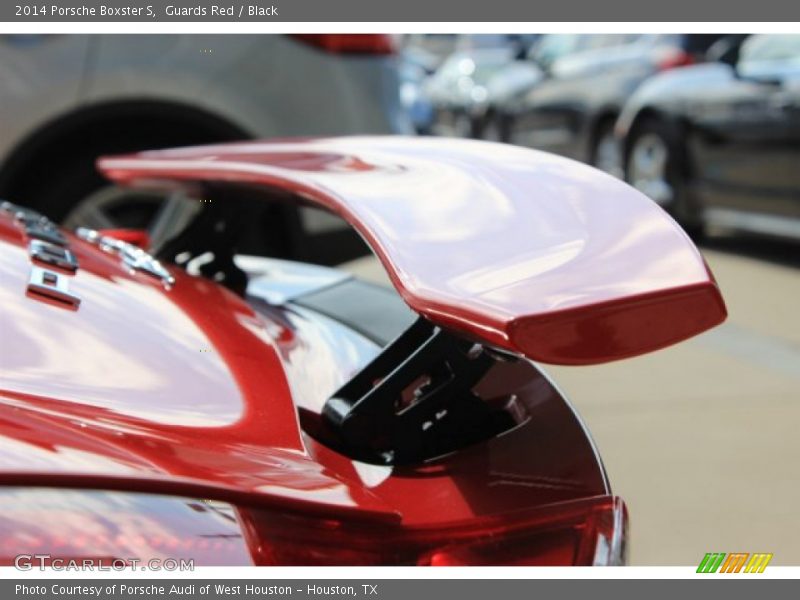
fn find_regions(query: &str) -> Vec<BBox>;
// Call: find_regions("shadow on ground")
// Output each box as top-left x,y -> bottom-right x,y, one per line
700,232 -> 800,270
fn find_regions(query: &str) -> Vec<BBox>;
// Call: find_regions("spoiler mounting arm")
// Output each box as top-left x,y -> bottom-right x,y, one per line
322,318 -> 518,465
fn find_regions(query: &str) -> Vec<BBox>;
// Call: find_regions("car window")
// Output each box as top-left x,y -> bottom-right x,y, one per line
456,34 -> 513,51
683,34 -> 727,54
740,34 -> 800,64
527,34 -> 635,66
584,34 -> 642,49
527,34 -> 585,66
433,50 -> 512,88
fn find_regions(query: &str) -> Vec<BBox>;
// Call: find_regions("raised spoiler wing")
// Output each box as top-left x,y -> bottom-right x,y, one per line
98,136 -> 726,365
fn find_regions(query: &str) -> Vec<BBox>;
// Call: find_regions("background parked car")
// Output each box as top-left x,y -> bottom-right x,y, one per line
475,34 -> 603,140
493,34 -> 725,175
401,33 -> 462,66
0,34 -> 408,264
1,32 -> 798,567
618,34 -> 800,239
421,35 -> 539,138
423,46 -> 517,137
399,45 -> 438,134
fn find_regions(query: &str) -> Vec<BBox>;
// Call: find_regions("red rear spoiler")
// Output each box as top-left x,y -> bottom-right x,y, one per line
98,136 -> 726,365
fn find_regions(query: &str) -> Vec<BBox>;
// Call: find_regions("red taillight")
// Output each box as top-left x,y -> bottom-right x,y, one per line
0,489 -> 626,566
239,495 -> 627,566
291,34 -> 395,55
656,48 -> 695,71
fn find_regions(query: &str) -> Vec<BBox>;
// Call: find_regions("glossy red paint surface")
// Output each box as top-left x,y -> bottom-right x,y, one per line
237,495 -> 625,565
0,214 -> 395,522
99,136 -> 727,365
3,134 -> 730,563
0,489 -> 253,566
0,209 -> 610,539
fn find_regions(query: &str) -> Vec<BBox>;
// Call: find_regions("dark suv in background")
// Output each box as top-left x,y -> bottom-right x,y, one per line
485,34 -> 725,175
618,34 -> 800,239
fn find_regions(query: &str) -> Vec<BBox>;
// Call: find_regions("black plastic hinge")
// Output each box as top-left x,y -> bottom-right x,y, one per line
156,188 -> 248,294
322,317 -> 515,465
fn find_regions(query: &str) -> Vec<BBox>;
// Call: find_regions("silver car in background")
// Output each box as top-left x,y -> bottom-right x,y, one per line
0,34 -> 408,263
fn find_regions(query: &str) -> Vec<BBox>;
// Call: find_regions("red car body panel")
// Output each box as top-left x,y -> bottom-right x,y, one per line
0,136 -> 728,564
0,212 -> 608,520
99,136 -> 726,365
0,216 -> 395,520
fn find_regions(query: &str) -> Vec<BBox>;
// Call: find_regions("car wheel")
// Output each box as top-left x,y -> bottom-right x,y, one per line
481,113 -> 505,142
17,142 -> 370,265
18,146 -> 204,251
454,112 -> 473,138
625,119 -> 703,236
61,184 -> 201,251
591,121 -> 623,178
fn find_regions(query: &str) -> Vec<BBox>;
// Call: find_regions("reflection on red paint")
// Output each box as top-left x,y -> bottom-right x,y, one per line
0,489 -> 253,566
100,136 -> 726,365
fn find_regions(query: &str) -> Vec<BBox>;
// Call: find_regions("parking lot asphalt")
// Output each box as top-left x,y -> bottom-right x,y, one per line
341,235 -> 800,565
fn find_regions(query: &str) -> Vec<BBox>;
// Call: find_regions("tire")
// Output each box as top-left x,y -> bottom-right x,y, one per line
19,130 -> 218,229
14,134 -> 368,265
480,111 -> 508,143
590,119 -> 623,178
19,137 -> 212,252
453,112 -> 474,139
625,118 -> 704,238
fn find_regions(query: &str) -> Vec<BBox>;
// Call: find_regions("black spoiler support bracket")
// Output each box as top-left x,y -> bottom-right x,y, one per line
322,318 -> 517,465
